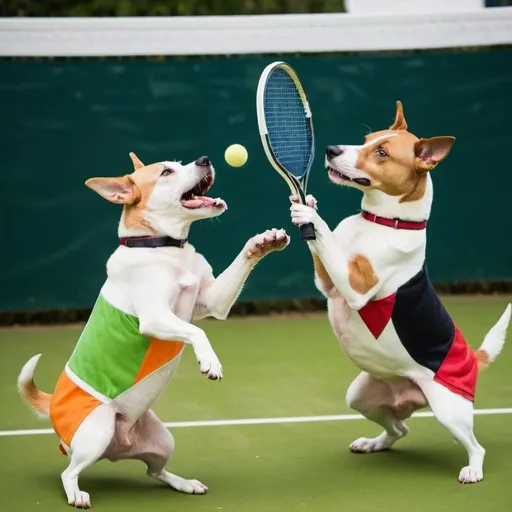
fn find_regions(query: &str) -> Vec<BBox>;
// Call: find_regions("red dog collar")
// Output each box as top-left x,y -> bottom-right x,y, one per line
361,211 -> 427,230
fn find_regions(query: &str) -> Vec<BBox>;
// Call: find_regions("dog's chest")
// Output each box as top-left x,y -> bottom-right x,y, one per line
177,269 -> 199,290
172,270 -> 200,322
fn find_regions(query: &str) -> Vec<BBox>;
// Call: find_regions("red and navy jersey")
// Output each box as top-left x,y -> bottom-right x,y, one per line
358,264 -> 478,401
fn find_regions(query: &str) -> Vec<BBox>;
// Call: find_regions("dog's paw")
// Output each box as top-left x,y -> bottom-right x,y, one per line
179,479 -> 209,494
349,434 -> 395,453
458,466 -> 483,484
290,202 -> 323,229
289,194 -> 318,209
69,491 -> 91,508
245,229 -> 290,259
154,471 -> 209,494
197,349 -> 223,381
350,424 -> 408,454
305,194 -> 318,209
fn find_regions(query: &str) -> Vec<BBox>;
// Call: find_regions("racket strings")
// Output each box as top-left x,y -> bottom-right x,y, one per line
264,69 -> 313,177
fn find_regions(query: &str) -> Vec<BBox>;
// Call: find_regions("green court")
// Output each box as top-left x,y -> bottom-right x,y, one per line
1,296 -> 511,512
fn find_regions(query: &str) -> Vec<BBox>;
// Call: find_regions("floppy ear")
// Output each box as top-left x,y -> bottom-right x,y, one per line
85,176 -> 140,204
129,152 -> 144,170
389,101 -> 408,131
414,136 -> 455,172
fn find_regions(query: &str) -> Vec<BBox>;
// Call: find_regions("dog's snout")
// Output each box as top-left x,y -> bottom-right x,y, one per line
326,146 -> 344,159
195,156 -> 211,167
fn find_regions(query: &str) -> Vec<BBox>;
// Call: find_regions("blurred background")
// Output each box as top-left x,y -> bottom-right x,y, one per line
1,0 -> 511,319
1,0 -> 511,16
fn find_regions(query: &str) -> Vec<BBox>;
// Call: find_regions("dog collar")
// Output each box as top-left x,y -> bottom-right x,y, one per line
119,236 -> 188,248
361,211 -> 427,231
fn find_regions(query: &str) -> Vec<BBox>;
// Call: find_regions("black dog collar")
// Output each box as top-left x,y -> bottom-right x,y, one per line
119,236 -> 188,248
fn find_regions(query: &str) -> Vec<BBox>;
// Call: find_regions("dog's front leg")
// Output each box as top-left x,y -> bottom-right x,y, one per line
128,268 -> 223,380
194,229 -> 289,320
290,201 -> 379,310
138,312 -> 222,380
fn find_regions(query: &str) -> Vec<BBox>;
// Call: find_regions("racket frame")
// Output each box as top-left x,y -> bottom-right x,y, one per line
256,61 -> 315,206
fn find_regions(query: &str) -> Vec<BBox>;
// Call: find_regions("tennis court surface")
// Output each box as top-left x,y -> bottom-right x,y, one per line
1,296 -> 511,512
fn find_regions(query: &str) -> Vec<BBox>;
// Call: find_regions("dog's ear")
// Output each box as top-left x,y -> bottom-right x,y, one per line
414,136 -> 455,172
85,176 -> 141,204
129,152 -> 145,170
389,101 -> 408,131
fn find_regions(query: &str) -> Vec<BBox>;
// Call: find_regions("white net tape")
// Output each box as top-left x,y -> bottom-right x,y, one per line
0,8 -> 511,57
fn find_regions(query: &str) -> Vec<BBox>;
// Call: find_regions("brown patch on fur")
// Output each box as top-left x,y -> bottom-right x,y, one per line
123,205 -> 156,233
313,255 -> 336,296
475,349 -> 489,371
348,254 -> 379,294
356,101 -> 455,202
389,100 -> 408,131
354,103 -> 455,202
19,379 -> 51,416
86,157 -> 171,233
356,130 -> 422,197
400,173 -> 428,203
122,162 -> 169,233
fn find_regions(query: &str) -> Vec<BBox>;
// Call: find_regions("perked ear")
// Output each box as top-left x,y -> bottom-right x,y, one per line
414,136 -> 456,172
389,101 -> 408,131
85,176 -> 140,204
129,152 -> 145,170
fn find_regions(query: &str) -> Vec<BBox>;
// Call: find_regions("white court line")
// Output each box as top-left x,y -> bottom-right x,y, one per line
1,407 -> 511,438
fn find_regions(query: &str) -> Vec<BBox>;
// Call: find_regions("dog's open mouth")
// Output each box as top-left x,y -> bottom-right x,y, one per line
181,172 -> 226,210
328,167 -> 371,187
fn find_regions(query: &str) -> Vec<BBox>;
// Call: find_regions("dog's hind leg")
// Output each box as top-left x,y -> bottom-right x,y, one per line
346,372 -> 423,453
108,410 -> 207,495
418,379 -> 485,483
61,404 -> 116,508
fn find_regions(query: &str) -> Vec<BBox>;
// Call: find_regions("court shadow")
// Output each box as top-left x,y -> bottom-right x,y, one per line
357,447 -> 458,473
34,469 -> 191,503
319,443 -> 465,481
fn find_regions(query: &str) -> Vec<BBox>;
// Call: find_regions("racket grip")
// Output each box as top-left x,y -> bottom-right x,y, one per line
300,222 -> 316,241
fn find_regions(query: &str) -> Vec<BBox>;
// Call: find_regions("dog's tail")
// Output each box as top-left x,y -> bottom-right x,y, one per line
476,303 -> 511,371
17,354 -> 52,418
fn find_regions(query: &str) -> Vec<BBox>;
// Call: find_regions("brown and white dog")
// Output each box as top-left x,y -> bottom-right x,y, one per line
18,153 -> 289,508
290,102 -> 510,483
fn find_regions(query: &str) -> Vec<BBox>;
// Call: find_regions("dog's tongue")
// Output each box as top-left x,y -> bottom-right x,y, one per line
182,196 -> 227,209
182,196 -> 212,208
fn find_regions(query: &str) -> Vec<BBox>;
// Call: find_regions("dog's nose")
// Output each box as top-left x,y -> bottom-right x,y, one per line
195,156 -> 211,167
326,146 -> 344,159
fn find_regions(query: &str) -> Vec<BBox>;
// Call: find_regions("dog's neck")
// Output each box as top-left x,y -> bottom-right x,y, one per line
361,174 -> 433,222
118,210 -> 192,240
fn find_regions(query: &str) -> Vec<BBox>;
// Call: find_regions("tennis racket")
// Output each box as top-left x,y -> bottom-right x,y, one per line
256,61 -> 316,241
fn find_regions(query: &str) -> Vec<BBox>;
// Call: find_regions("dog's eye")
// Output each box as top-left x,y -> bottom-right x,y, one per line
161,169 -> 172,176
376,149 -> 388,158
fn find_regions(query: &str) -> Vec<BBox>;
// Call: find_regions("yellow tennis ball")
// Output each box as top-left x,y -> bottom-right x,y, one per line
225,144 -> 248,167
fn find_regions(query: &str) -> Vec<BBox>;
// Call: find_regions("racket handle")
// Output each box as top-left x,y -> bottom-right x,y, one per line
300,222 -> 316,241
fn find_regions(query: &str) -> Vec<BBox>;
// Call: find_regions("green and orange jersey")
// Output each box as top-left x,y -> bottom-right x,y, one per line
50,294 -> 185,446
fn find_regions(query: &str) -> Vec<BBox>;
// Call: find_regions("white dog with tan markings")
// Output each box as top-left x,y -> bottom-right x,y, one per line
18,153 -> 289,508
290,102 -> 510,484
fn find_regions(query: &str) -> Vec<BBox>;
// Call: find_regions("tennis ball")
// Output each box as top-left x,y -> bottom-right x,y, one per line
225,144 -> 248,167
